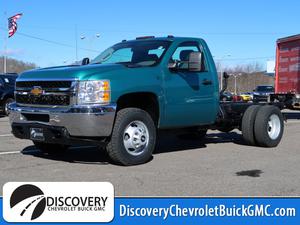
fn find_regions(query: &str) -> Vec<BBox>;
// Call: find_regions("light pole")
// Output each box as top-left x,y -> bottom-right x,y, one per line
233,73 -> 242,95
80,33 -> 100,53
215,54 -> 231,90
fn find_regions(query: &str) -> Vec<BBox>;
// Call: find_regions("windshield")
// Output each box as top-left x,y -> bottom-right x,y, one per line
91,40 -> 171,67
256,86 -> 274,92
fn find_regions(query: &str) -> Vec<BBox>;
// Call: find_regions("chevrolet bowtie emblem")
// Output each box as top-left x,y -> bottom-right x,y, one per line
30,86 -> 44,96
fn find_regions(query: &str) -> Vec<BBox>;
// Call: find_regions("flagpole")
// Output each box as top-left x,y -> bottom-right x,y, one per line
3,11 -> 7,73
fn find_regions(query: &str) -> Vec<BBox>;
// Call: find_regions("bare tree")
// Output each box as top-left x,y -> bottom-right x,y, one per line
0,57 -> 36,74
216,62 -> 273,93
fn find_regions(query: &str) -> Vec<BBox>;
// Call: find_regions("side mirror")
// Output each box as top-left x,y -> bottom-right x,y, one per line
82,57 -> 90,65
188,52 -> 202,72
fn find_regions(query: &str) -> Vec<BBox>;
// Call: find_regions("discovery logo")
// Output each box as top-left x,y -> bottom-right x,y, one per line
3,182 -> 114,222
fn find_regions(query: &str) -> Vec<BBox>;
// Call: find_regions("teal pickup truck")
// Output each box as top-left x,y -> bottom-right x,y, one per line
9,36 -> 285,165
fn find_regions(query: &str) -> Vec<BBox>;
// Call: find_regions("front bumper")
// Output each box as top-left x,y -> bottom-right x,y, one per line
9,103 -> 117,139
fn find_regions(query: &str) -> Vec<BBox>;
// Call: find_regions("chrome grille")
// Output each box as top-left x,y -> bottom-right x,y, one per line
15,80 -> 76,106
16,94 -> 71,106
16,81 -> 73,89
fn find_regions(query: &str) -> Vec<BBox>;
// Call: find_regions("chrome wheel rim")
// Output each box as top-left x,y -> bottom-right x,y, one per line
267,114 -> 281,140
5,100 -> 12,115
123,120 -> 149,156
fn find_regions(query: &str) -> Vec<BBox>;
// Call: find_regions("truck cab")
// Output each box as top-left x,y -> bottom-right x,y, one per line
9,36 -> 285,165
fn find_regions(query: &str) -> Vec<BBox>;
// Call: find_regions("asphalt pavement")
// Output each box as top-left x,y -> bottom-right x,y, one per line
0,110 -> 300,197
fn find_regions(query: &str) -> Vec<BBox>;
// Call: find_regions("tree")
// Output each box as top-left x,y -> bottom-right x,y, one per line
0,57 -> 36,74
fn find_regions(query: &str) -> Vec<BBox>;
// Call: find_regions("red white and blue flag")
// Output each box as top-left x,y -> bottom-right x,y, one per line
8,13 -> 22,38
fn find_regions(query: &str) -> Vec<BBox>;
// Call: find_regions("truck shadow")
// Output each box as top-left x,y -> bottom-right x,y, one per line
283,111 -> 300,120
21,145 -> 112,165
21,131 -> 246,165
154,131 -> 244,154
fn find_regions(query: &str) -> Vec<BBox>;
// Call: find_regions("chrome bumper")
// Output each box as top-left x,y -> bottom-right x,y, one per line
9,103 -> 116,137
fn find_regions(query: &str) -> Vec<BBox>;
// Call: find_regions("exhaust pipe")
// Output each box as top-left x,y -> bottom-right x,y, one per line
220,72 -> 229,96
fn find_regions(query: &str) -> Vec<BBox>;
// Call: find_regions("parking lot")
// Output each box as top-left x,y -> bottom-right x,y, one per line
0,110 -> 300,197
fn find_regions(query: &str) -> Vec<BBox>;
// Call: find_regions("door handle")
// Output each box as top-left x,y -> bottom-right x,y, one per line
202,79 -> 212,85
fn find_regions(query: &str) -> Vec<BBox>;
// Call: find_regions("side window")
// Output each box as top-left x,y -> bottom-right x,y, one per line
171,46 -> 199,62
170,41 -> 206,71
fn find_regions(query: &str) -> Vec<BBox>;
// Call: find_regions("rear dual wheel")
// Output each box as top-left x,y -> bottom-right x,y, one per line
241,105 -> 284,147
254,106 -> 284,147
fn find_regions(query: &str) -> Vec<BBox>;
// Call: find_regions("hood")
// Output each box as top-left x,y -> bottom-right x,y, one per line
18,63 -> 125,81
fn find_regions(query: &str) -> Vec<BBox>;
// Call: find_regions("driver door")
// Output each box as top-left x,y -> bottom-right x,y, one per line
162,41 -> 216,128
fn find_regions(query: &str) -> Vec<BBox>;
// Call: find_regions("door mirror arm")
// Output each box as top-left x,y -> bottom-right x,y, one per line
168,60 -> 180,71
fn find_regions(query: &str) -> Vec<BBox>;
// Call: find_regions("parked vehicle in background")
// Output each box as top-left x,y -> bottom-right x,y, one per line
253,85 -> 274,102
0,73 -> 18,115
220,91 -> 233,101
232,95 -> 243,102
9,36 -> 285,165
270,34 -> 300,109
240,92 -> 253,102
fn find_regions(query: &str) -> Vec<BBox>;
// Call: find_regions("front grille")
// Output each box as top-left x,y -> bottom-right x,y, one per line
15,80 -> 75,106
16,94 -> 70,106
16,81 -> 73,89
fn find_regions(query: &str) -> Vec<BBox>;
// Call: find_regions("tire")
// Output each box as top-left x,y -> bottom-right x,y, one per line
33,142 -> 69,154
254,105 -> 284,147
106,108 -> 156,166
3,98 -> 14,116
241,105 -> 261,145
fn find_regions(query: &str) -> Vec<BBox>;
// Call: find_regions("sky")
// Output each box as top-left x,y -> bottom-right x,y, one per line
0,0 -> 299,69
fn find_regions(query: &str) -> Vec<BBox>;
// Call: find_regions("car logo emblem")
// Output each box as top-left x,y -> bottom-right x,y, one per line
30,86 -> 44,96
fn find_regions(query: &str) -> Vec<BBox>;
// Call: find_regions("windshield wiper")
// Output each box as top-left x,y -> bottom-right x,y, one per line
115,62 -> 143,68
126,64 -> 143,68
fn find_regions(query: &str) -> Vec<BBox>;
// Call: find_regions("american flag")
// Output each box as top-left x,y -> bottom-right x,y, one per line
8,13 -> 22,38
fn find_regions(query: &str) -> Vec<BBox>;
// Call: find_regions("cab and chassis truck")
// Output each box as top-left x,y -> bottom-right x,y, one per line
9,36 -> 285,165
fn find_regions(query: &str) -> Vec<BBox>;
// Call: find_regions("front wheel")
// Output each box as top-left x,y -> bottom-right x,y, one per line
107,108 -> 156,166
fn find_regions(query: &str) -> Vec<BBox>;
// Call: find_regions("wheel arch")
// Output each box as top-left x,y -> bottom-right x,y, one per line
116,92 -> 160,126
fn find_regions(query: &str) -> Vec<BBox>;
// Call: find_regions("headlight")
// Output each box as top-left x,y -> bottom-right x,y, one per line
77,80 -> 110,104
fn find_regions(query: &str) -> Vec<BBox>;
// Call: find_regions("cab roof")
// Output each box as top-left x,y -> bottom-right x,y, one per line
123,36 -> 204,43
